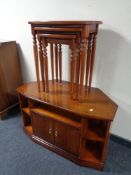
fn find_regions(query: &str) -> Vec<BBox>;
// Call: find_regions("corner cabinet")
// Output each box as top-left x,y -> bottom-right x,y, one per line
0,41 -> 22,118
17,82 -> 118,170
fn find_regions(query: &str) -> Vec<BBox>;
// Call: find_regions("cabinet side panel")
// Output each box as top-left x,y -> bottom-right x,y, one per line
101,122 -> 111,162
0,74 -> 9,111
0,41 -> 22,107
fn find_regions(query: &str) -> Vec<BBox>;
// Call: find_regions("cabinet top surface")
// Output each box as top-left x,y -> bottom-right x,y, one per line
28,21 -> 102,25
0,40 -> 16,44
17,81 -> 117,121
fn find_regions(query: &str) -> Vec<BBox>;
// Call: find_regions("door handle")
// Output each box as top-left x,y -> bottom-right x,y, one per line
55,129 -> 58,137
49,128 -> 52,134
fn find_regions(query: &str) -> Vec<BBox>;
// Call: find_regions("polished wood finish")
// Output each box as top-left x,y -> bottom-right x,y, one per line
89,33 -> 97,88
32,30 -> 40,91
38,37 -> 45,91
28,21 -> 102,25
17,81 -> 117,121
54,122 -> 80,155
42,39 -> 49,92
38,34 -> 77,97
29,21 -> 102,101
85,34 -> 92,87
55,44 -> 58,82
17,81 -> 118,170
17,20 -> 118,170
22,107 -> 31,116
58,44 -> 62,83
31,108 -> 81,129
50,44 -> 54,82
0,41 -> 22,118
32,112 -> 54,143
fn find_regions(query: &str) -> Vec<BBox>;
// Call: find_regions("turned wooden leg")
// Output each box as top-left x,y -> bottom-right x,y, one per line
70,42 -> 75,99
50,44 -> 54,82
32,32 -> 40,91
38,37 -> 45,92
89,33 -> 97,89
75,46 -> 80,100
42,39 -> 49,92
55,44 -> 58,82
85,34 -> 92,88
58,44 -> 62,83
79,39 -> 88,101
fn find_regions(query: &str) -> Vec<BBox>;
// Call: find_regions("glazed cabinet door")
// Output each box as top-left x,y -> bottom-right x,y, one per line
54,122 -> 80,155
31,112 -> 54,144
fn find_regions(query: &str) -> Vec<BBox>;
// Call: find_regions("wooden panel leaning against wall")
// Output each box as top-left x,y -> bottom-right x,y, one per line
0,41 -> 22,119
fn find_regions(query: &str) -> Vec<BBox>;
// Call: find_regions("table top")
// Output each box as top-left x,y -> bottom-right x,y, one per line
17,81 -> 117,121
28,20 -> 102,25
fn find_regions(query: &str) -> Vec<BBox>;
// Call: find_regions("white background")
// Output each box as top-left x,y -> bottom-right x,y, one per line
0,0 -> 131,140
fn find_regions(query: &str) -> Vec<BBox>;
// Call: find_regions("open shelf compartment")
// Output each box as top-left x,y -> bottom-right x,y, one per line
86,119 -> 107,142
31,108 -> 81,129
81,140 -> 103,163
19,94 -> 32,135
22,107 -> 31,116
22,110 -> 33,135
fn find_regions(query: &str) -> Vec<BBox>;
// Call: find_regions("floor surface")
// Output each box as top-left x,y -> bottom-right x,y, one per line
0,111 -> 131,175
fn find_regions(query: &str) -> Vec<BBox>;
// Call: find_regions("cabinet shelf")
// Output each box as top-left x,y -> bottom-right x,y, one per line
31,108 -> 81,129
82,148 -> 101,163
86,120 -> 106,142
82,140 -> 102,163
87,129 -> 105,142
22,107 -> 31,116
22,108 -> 32,130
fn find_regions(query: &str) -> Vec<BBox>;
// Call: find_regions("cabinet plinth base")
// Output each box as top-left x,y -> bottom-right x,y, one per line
0,103 -> 19,120
32,135 -> 104,170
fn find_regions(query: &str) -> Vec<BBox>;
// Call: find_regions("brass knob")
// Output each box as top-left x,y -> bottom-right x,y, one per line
55,130 -> 58,137
49,128 -> 52,134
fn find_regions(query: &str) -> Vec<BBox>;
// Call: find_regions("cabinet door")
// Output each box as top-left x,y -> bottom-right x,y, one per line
32,112 -> 54,144
54,122 -> 80,155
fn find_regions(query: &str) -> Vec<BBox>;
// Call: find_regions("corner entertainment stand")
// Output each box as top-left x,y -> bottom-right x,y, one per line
17,81 -> 117,170
17,20 -> 118,170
